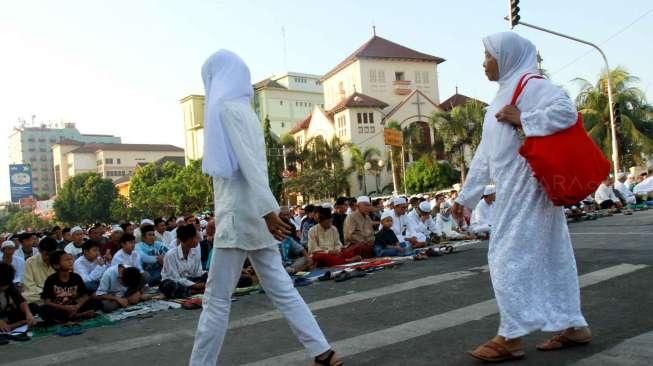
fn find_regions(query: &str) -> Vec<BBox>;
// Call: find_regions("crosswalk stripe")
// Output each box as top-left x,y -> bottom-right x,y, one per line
242,263 -> 649,366
573,330 -> 653,366
2,265 -> 488,366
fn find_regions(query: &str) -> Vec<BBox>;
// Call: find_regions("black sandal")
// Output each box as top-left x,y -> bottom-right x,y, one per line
314,349 -> 344,366
8,331 -> 31,342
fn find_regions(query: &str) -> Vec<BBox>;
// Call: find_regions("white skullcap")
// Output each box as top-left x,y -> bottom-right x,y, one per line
483,185 -> 496,196
617,172 -> 627,179
416,193 -> 424,199
418,201 -> 431,213
200,220 -> 208,228
141,219 -> 154,226
111,225 -> 124,233
380,211 -> 394,221
392,196 -> 407,206
176,217 -> 185,224
70,226 -> 83,234
383,199 -> 391,207
356,196 -> 371,204
1,240 -> 16,249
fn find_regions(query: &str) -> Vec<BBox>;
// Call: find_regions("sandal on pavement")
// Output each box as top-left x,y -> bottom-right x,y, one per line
333,271 -> 351,283
318,271 -> 332,281
468,340 -> 525,363
314,349 -> 344,366
8,331 -> 31,342
293,277 -> 312,287
536,333 -> 592,351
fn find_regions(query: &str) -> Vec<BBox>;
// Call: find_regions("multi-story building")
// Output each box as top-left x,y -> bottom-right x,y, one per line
290,34 -> 448,195
51,140 -> 184,194
179,72 -> 324,162
7,122 -> 120,198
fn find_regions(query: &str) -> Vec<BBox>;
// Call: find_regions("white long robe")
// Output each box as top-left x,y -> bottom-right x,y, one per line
405,210 -> 440,241
614,181 -> 636,204
470,199 -> 494,234
457,32 -> 587,339
212,102 -> 279,251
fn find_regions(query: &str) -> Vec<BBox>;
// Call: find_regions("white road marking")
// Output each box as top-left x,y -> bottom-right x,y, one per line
573,330 -> 653,366
243,263 -> 649,366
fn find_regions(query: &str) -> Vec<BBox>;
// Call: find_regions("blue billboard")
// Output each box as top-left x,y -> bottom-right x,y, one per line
9,164 -> 33,202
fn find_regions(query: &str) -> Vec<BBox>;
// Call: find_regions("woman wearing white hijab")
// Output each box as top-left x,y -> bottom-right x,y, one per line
452,33 -> 591,362
190,50 -> 341,366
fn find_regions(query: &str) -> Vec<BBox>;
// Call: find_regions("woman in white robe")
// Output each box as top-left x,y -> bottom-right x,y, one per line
190,50 -> 341,366
452,32 -> 591,362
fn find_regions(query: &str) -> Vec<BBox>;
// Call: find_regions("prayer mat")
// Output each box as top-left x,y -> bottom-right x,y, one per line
233,284 -> 264,297
32,314 -> 115,338
105,300 -> 181,322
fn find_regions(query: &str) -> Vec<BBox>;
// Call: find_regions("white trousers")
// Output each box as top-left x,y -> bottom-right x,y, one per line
189,246 -> 330,366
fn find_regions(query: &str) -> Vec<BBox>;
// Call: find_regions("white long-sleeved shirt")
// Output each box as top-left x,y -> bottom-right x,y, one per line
435,214 -> 464,239
161,246 -> 204,287
74,255 -> 108,283
14,246 -> 38,260
155,230 -> 177,250
64,242 -> 84,258
614,181 -> 636,204
633,177 -> 653,195
405,210 -> 440,242
594,183 -> 618,204
96,265 -> 127,296
471,199 -> 494,234
390,210 -> 409,243
111,249 -> 144,272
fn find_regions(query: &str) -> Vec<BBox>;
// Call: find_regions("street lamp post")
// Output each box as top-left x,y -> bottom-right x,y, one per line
364,160 -> 385,195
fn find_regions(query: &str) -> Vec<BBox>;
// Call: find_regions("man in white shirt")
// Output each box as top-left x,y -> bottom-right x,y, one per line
471,185 -> 496,238
405,201 -> 440,244
73,240 -> 109,291
390,196 -> 421,250
633,167 -> 653,199
64,226 -> 86,258
95,264 -> 145,313
154,218 -> 177,250
14,232 -> 38,260
614,172 -> 636,205
1,240 -> 26,287
160,224 -> 207,299
594,177 -> 622,210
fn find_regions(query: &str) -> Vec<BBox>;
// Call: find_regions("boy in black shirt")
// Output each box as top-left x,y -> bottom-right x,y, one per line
0,263 -> 36,334
40,251 -> 98,324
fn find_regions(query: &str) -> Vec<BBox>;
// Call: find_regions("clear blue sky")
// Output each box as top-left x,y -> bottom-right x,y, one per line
1,0 -> 651,202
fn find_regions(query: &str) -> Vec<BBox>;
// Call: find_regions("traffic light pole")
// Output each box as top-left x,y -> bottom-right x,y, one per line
510,18 -> 620,178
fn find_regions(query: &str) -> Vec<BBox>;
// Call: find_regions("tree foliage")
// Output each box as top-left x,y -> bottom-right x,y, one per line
349,145 -> 382,194
54,173 -> 117,225
431,99 -> 485,183
404,157 -> 459,194
574,67 -> 653,169
0,209 -> 50,232
263,116 -> 284,199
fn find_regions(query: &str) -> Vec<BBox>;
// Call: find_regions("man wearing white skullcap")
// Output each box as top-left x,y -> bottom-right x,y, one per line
471,185 -> 496,237
388,197 -> 419,251
614,172 -> 636,205
342,196 -> 375,258
64,226 -> 86,258
405,201 -> 441,244
633,165 -> 653,198
1,240 -> 26,286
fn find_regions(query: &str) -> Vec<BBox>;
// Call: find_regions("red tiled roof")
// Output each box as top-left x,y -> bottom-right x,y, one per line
253,78 -> 287,90
382,89 -> 439,123
322,35 -> 445,81
327,92 -> 389,116
438,93 -> 487,112
288,114 -> 312,135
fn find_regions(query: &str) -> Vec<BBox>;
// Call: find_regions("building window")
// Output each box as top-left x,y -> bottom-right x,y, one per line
116,158 -> 121,164
28,148 -> 36,152
395,72 -> 405,81
415,71 -> 422,84
363,113 -> 368,124
369,113 -> 375,124
422,71 -> 429,84
281,122 -> 285,128
279,100 -> 283,105
49,138 -> 57,143
40,155 -> 47,161
105,158 -> 113,164
29,157 -> 37,162
38,138 -> 46,143
27,137 -> 35,142
33,177 -> 39,181
39,148 -> 47,152
369,70 -> 377,83
358,127 -> 364,133
370,126 -> 375,133
357,113 -> 362,125
378,70 -> 386,83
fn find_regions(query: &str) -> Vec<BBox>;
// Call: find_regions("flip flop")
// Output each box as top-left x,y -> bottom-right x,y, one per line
349,268 -> 367,279
318,271 -> 332,281
468,340 -> 525,362
293,277 -> 312,287
536,334 -> 592,351
55,325 -> 76,337
333,271 -> 351,282
8,331 -> 31,342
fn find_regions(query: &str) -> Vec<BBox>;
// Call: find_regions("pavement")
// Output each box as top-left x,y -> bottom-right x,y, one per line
2,209 -> 652,366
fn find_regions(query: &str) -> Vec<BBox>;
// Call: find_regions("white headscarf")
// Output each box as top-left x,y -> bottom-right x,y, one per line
482,32 -> 538,105
201,50 -> 254,178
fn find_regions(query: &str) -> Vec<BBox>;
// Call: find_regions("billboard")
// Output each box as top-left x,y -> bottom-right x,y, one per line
9,164 -> 33,202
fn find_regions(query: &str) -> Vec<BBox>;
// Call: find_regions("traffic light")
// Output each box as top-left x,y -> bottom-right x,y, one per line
509,0 -> 520,28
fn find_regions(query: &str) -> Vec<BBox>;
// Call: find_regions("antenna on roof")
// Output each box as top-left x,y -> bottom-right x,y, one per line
455,86 -> 459,94
281,26 -> 288,71
372,24 -> 376,36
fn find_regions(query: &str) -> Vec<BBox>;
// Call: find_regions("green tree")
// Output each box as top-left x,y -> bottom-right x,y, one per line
348,145 -> 381,194
404,157 -> 459,194
431,99 -> 485,183
169,160 -> 213,215
129,161 -> 182,218
263,116 -> 284,199
0,209 -> 50,232
54,173 -> 117,225
574,67 -> 653,169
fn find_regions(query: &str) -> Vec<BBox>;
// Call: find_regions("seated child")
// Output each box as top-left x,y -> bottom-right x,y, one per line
159,224 -> 207,299
74,240 -> 110,292
40,250 -> 98,324
0,263 -> 37,332
111,233 -> 150,284
309,207 -> 361,268
95,264 -> 146,313
374,212 -> 407,257
279,237 -> 312,275
135,224 -> 168,286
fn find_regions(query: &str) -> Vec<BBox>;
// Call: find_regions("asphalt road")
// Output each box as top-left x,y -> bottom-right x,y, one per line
3,209 -> 652,366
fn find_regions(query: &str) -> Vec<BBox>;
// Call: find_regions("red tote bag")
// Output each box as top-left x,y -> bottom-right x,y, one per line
512,74 -> 611,206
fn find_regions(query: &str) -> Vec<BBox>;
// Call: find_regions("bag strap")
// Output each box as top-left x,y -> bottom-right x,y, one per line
510,73 -> 544,106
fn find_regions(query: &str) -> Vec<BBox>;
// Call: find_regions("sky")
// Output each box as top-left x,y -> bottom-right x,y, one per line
1,0 -> 652,202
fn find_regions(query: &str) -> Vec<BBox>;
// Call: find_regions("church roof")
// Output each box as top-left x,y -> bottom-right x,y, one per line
327,92 -> 389,116
253,78 -> 287,90
288,114 -> 312,135
322,35 -> 445,81
382,89 -> 439,123
438,93 -> 487,111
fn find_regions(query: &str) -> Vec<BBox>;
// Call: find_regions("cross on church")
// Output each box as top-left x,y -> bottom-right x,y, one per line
411,91 -> 425,117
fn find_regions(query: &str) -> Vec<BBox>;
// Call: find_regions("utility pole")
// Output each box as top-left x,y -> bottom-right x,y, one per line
507,1 -> 620,178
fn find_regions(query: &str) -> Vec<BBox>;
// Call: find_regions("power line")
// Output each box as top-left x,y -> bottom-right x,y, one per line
550,8 -> 653,76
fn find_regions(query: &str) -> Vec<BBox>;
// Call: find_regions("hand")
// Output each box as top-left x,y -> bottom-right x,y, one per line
25,313 -> 37,327
66,304 -> 79,315
264,212 -> 292,241
495,105 -> 522,127
191,283 -> 205,290
0,319 -> 10,332
157,255 -> 165,265
116,297 -> 129,308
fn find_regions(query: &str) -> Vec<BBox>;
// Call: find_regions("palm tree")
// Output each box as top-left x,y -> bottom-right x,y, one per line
574,67 -> 653,169
349,145 -> 381,194
431,99 -> 485,183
